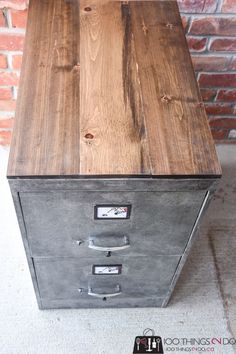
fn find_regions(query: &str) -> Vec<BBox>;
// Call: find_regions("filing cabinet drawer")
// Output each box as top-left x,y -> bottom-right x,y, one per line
20,191 -> 205,257
34,255 -> 181,301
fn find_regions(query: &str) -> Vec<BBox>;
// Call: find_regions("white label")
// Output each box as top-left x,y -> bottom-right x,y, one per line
93,266 -> 121,275
96,206 -> 129,219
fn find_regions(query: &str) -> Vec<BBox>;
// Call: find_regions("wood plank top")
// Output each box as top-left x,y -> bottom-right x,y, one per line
7,0 -> 222,178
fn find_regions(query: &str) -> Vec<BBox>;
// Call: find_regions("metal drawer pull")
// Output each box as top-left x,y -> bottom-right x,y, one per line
88,285 -> 122,298
89,236 -> 130,252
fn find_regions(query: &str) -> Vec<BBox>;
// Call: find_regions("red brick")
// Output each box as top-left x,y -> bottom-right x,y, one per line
11,9 -> 27,28
0,87 -> 12,100
0,9 -> 6,26
0,99 -> 16,111
178,0 -> 217,13
199,73 -> 236,87
0,71 -> 19,85
189,17 -> 236,36
187,37 -> 207,52
210,118 -> 236,130
200,89 -> 217,101
216,89 -> 236,101
222,0 -> 236,12
0,54 -> 7,69
205,103 -> 235,115
12,54 -> 22,69
211,129 -> 229,139
191,55 -> 229,71
0,117 -> 13,128
229,58 -> 236,70
210,38 -> 236,52
0,130 -> 11,145
0,1 -> 28,10
0,34 -> 24,51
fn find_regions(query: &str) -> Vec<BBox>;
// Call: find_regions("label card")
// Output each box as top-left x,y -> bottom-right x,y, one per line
93,265 -> 122,275
95,205 -> 131,220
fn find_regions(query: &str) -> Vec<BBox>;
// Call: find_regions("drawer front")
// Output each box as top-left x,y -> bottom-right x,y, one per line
34,255 -> 180,301
20,191 -> 206,257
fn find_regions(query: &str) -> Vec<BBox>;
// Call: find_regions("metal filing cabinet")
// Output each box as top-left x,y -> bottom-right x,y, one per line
8,0 -> 221,309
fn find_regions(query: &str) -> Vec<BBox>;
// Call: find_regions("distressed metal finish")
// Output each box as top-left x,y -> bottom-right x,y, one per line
9,178 -> 219,193
9,178 -> 219,309
40,297 -> 165,309
163,190 -> 212,306
20,190 -> 206,258
10,190 -> 42,308
34,256 -> 181,301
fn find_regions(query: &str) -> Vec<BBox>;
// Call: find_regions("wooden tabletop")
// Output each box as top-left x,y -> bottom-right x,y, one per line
7,0 -> 221,178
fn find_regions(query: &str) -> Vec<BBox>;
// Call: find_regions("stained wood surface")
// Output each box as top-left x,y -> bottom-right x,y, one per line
7,0 -> 221,177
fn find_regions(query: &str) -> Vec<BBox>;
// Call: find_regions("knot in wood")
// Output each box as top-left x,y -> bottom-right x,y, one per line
85,133 -> 94,140
166,23 -> 174,29
142,21 -> 148,35
73,63 -> 80,71
161,94 -> 172,103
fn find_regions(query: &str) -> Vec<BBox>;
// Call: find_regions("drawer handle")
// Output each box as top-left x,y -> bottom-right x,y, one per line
89,236 -> 130,252
88,285 -> 122,298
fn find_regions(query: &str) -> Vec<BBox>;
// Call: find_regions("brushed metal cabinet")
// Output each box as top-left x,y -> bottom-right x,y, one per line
9,178 -> 217,309
20,190 -> 206,257
34,256 -> 181,301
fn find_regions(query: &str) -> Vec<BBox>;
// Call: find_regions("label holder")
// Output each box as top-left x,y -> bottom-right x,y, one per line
92,264 -> 122,275
94,204 -> 132,220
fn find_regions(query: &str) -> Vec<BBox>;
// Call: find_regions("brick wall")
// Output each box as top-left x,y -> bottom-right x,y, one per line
179,0 -> 236,142
0,0 -> 27,146
0,0 -> 236,146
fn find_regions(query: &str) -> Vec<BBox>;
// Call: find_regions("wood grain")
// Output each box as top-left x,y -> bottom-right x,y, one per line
7,0 -> 221,177
8,0 -> 80,176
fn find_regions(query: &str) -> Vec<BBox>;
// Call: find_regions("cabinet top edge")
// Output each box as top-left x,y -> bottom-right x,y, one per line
7,174 -> 222,180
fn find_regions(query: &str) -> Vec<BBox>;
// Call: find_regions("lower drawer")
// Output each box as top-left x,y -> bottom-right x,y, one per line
34,255 -> 180,303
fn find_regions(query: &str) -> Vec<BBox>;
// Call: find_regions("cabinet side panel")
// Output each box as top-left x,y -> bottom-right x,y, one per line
8,180 -> 42,309
162,190 -> 212,307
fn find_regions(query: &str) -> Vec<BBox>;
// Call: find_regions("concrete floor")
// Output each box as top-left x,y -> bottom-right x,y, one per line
0,145 -> 235,354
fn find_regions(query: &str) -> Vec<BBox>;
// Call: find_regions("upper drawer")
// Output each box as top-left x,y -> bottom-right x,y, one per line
20,190 -> 206,258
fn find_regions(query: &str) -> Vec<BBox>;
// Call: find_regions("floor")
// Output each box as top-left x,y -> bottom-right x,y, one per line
0,145 -> 235,354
